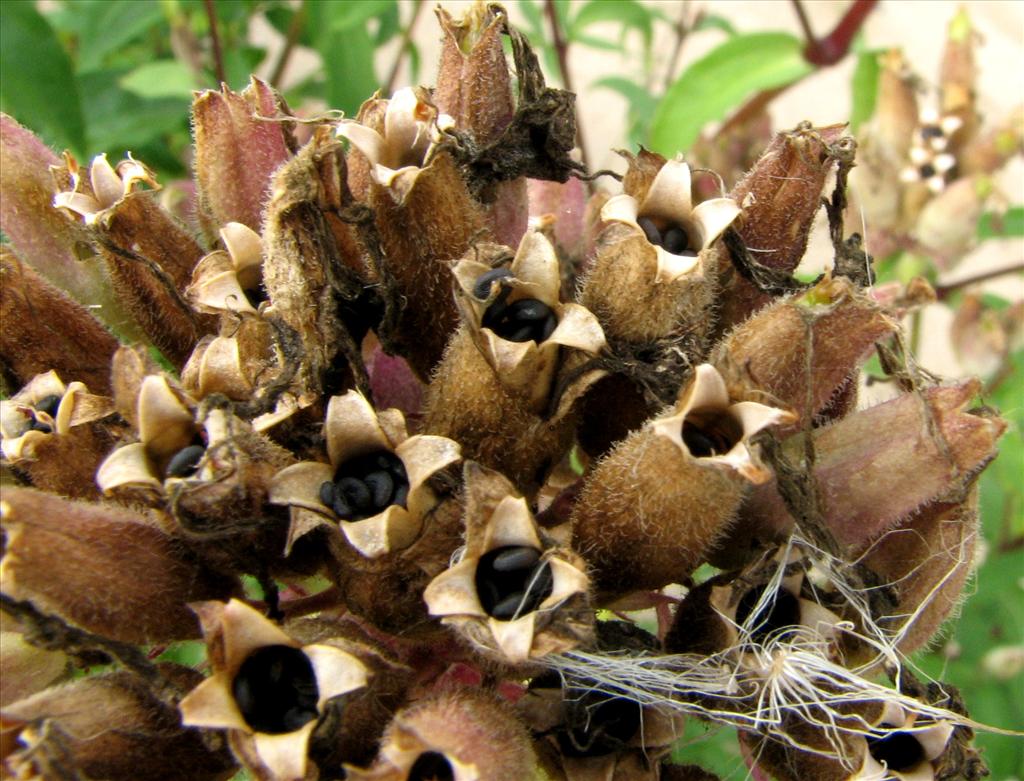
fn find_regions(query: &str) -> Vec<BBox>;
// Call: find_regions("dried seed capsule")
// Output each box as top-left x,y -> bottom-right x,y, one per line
165,444 -> 205,478
231,644 -> 320,735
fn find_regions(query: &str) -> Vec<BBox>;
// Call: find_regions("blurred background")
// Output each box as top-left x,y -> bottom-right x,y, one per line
1,1 -> 1021,776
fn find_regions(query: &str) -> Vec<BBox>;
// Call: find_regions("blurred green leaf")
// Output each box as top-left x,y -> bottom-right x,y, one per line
850,49 -> 881,132
593,75 -> 658,146
70,0 -> 166,72
328,0 -> 393,32
120,60 -> 196,99
157,639 -> 207,668
374,1 -> 401,44
570,0 -> 653,54
977,206 -> 1024,239
0,1 -> 86,154
649,32 -> 813,156
308,2 -> 378,116
223,44 -> 268,89
570,33 -> 623,52
693,13 -> 738,36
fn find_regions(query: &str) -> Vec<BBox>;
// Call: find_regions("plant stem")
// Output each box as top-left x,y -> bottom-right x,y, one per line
384,0 -> 426,95
661,2 -> 695,93
934,262 -> 1024,300
203,0 -> 227,86
544,0 -> 591,177
793,0 -> 878,66
268,0 -> 308,88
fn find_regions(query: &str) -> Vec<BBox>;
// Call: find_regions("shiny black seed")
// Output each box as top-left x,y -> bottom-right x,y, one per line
637,215 -> 662,245
319,481 -> 335,507
165,444 -> 205,478
364,469 -> 395,508
408,751 -> 455,781
490,591 -> 528,620
919,163 -> 937,179
559,693 -> 642,758
661,225 -> 689,254
485,297 -> 557,343
920,124 -> 944,140
867,730 -> 925,772
337,477 -> 371,511
491,546 -> 541,572
332,494 -> 353,519
232,644 -> 319,735
391,481 -> 409,509
475,546 -> 553,620
681,413 -> 741,458
28,419 -> 53,433
735,585 -> 802,645
472,268 -> 513,300
243,284 -> 269,309
328,450 -> 409,522
34,394 -> 62,417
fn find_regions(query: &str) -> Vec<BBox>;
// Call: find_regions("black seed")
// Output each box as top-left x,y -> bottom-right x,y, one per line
681,413 -> 742,458
559,692 -> 642,758
391,481 -> 409,509
637,216 -> 662,245
244,284 -> 269,309
485,297 -> 557,343
337,476 -> 371,511
681,422 -> 723,457
319,481 -> 335,507
491,546 -> 541,572
329,450 -> 409,522
28,419 -> 53,433
921,124 -> 944,140
919,163 -> 937,179
735,585 -> 802,645
472,268 -> 513,300
165,444 -> 205,478
364,469 -> 395,508
408,751 -> 455,781
867,730 -> 925,772
232,644 -> 320,735
490,591 -> 528,620
34,394 -> 62,417
661,225 -> 689,254
475,546 -> 554,621
332,494 -> 353,519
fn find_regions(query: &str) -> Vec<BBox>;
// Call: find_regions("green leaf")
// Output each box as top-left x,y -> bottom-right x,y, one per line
308,2 -> 378,117
593,76 -> 658,114
0,1 -> 86,154
119,60 -> 196,99
649,32 -> 813,156
71,0 -> 166,72
571,33 -> 623,52
850,49 -> 882,132
223,45 -> 268,90
977,206 -> 1024,240
570,0 -> 653,53
327,0 -> 393,32
693,13 -> 738,36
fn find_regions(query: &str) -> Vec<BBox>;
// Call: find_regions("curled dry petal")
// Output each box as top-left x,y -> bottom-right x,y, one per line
0,487 -> 239,643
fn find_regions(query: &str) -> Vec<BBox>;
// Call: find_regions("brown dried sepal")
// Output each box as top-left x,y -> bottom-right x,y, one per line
0,248 -> 119,395
2,669 -> 235,781
0,487 -> 240,643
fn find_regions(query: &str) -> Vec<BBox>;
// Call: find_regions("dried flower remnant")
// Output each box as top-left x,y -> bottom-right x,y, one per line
188,221 -> 268,315
423,463 -> 590,664
270,390 -> 460,559
180,599 -> 369,781
0,370 -> 116,498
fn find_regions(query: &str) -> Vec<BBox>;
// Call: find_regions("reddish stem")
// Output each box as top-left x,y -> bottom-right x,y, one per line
795,0 -> 879,66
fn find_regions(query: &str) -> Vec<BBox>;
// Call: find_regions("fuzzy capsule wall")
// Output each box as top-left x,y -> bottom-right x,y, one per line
0,3 -> 1013,781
